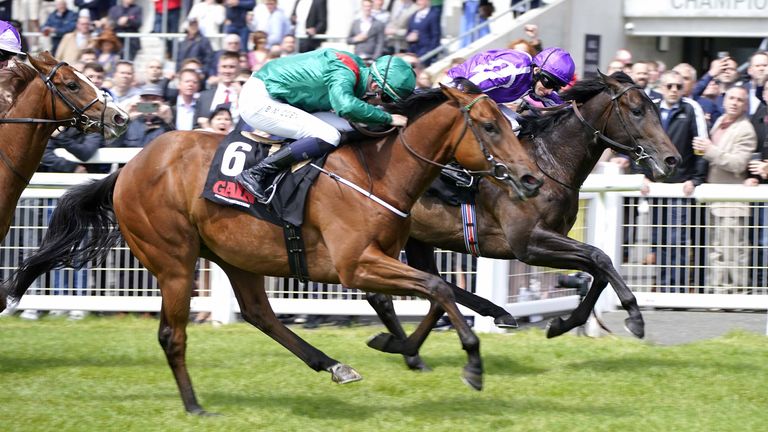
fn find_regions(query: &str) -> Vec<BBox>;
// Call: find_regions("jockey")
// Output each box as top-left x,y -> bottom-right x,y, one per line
0,20 -> 23,68
446,46 -> 575,121
236,48 -> 416,202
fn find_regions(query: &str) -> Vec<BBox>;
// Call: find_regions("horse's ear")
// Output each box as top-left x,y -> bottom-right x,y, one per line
440,82 -> 468,105
597,68 -> 608,83
28,51 -> 56,72
600,69 -> 622,90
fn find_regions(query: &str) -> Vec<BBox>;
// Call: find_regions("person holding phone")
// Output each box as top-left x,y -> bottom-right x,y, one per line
110,83 -> 175,148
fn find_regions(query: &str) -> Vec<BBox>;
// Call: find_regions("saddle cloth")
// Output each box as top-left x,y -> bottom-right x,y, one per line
202,130 -> 327,227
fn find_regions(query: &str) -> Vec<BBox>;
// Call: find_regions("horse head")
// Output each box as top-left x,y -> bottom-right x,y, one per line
594,71 -> 680,180
440,80 -> 543,199
28,51 -> 128,139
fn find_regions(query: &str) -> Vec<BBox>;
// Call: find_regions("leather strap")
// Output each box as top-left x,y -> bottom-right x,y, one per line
283,223 -> 309,283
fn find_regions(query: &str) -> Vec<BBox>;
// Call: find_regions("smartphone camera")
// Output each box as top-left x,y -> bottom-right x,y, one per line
717,51 -> 730,59
136,102 -> 159,114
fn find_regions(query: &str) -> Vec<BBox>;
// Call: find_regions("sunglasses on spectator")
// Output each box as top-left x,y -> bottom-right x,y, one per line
538,74 -> 561,91
665,83 -> 683,90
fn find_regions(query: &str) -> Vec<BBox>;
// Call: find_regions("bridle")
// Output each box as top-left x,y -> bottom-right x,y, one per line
0,62 -> 106,131
398,93 -> 522,189
0,61 -> 107,185
571,82 -> 653,164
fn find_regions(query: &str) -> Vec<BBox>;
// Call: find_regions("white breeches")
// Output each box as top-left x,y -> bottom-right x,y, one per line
239,78 -> 352,146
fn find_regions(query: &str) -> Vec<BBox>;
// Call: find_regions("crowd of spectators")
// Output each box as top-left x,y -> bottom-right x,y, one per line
602,48 -> 768,294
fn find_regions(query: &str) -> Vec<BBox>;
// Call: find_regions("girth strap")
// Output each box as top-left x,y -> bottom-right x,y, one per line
283,223 -> 309,283
461,201 -> 481,257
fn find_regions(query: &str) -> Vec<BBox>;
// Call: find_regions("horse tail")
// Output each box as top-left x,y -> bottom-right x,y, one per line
2,170 -> 123,302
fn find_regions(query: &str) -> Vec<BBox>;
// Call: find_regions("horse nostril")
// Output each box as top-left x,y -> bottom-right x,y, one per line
665,156 -> 679,167
522,174 -> 543,190
114,114 -> 127,126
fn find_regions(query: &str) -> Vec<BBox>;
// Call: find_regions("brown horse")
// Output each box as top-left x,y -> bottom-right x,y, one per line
0,51 -> 127,310
361,72 -> 681,369
1,82 -> 542,414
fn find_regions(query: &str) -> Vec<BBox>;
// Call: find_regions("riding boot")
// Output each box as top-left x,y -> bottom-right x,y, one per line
236,136 -> 334,203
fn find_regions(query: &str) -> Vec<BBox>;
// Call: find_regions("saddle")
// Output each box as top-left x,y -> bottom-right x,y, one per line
202,130 -> 328,227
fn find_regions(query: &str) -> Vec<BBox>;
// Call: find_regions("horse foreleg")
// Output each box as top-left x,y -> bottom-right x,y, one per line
219,263 -> 361,384
343,251 -> 483,390
521,227 -> 643,338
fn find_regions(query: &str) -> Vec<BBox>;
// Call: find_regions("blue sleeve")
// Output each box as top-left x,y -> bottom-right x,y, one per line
691,73 -> 713,101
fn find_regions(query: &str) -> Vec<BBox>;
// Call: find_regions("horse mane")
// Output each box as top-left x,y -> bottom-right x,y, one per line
383,78 -> 481,120
0,62 -> 38,115
519,72 -> 635,136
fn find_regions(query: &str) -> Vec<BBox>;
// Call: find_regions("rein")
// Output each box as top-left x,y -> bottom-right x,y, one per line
397,94 -> 514,182
571,84 -> 651,163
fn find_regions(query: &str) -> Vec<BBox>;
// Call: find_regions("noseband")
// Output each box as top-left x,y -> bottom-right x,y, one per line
0,62 -> 107,131
398,94 -> 516,184
571,83 -> 653,164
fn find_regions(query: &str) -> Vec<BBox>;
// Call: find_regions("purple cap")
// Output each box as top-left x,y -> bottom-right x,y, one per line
0,20 -> 23,54
533,47 -> 575,86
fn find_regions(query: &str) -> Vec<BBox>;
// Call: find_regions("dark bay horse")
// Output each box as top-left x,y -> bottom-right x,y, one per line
1,83 -> 542,414
0,51 -> 127,310
362,72 -> 681,368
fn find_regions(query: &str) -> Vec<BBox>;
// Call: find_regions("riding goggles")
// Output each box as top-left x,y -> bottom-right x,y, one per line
538,72 -> 563,91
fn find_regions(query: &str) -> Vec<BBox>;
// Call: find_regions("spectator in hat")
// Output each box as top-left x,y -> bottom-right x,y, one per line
110,83 -> 174,148
93,30 -> 122,79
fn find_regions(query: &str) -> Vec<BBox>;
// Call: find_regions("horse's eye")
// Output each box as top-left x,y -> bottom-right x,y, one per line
66,82 -> 79,91
631,107 -> 643,116
482,122 -> 497,133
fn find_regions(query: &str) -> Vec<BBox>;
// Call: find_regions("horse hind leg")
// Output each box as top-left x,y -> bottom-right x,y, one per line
217,262 -> 361,385
365,292 -> 431,371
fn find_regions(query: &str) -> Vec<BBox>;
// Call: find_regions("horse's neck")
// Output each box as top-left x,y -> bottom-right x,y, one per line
352,106 -> 457,211
0,78 -> 58,204
532,110 -> 605,190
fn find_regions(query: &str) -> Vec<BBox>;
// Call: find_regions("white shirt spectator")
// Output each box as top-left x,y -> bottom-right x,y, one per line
186,0 -> 226,48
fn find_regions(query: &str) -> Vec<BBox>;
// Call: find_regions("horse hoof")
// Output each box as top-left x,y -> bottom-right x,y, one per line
494,313 -> 519,328
546,317 -> 565,338
404,355 -> 431,372
366,332 -> 402,353
329,363 -> 363,384
461,366 -> 483,391
187,407 -> 219,416
624,316 -> 645,339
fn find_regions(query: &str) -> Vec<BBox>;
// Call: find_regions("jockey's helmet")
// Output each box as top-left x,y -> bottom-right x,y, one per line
533,47 -> 575,88
0,20 -> 23,55
370,55 -> 416,102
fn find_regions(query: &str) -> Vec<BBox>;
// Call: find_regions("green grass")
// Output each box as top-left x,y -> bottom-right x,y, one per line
0,316 -> 766,432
